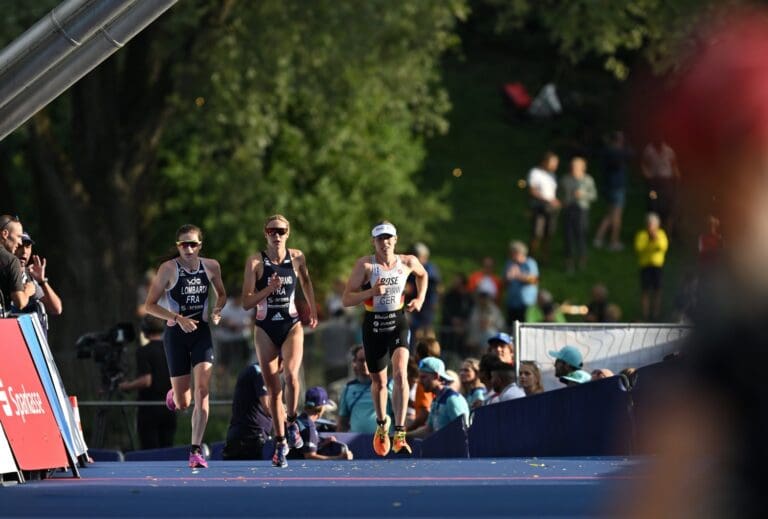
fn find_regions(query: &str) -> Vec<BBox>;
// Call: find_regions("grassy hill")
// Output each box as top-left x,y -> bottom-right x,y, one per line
419,28 -> 693,322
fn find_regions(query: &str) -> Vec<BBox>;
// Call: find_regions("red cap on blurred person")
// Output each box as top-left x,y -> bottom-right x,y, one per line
653,8 -> 768,171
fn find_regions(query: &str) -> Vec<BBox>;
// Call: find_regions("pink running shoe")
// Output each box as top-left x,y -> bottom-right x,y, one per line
189,451 -> 208,469
165,389 -> 176,411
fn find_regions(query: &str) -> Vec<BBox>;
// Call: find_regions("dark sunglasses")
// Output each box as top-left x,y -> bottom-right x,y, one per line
265,227 -> 288,236
0,214 -> 20,231
176,240 -> 201,248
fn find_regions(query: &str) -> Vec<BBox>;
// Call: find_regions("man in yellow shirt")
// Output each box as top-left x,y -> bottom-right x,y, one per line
634,212 -> 669,321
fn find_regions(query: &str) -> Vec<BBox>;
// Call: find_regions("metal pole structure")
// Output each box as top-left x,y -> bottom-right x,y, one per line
0,0 -> 177,142
0,0 -> 136,112
0,0 -> 93,73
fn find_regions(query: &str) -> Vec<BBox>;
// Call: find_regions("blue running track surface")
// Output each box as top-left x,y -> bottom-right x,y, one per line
0,457 -> 645,518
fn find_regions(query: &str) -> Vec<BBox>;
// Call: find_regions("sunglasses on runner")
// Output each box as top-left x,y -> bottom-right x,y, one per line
176,240 -> 202,248
265,227 -> 288,236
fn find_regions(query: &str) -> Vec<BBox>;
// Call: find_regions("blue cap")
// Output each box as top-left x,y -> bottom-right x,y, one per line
21,232 -> 34,245
549,345 -> 583,368
418,357 -> 453,382
559,369 -> 592,385
487,332 -> 513,345
304,386 -> 329,407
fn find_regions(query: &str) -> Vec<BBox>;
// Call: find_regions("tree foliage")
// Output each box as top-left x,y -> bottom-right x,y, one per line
155,0 -> 467,290
484,0 -> 736,79
0,0 -> 467,393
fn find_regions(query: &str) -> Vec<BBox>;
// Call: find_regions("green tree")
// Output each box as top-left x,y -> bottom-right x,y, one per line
484,0 -> 727,79
0,0 -> 466,397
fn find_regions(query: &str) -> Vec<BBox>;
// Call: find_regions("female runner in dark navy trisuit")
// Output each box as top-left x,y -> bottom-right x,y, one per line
144,224 -> 227,469
242,215 -> 318,467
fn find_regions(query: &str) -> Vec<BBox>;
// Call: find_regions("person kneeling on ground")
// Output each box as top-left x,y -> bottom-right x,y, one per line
222,363 -> 273,460
287,387 -> 354,461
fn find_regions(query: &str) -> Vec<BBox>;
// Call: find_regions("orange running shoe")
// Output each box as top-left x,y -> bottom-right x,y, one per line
372,415 -> 392,456
392,429 -> 412,455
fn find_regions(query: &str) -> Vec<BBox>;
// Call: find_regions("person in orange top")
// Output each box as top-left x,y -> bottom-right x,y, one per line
466,256 -> 503,303
406,337 -> 441,432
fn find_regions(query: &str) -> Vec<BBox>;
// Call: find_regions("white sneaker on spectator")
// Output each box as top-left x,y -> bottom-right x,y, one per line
593,238 -> 604,249
607,242 -> 625,252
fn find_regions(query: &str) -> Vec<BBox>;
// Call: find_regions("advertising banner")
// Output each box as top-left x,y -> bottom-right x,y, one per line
0,421 -> 20,479
0,319 -> 68,470
18,315 -> 87,458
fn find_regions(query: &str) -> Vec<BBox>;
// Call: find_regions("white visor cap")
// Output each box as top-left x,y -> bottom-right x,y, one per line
371,223 -> 397,238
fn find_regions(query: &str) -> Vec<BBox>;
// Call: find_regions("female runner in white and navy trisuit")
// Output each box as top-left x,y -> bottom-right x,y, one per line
342,221 -> 428,457
144,224 -> 227,469
242,215 -> 318,467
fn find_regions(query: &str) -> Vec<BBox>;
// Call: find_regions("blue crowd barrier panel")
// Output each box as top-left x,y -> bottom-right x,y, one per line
88,449 -> 125,462
421,416 -> 469,459
209,441 -> 225,460
468,376 -> 633,458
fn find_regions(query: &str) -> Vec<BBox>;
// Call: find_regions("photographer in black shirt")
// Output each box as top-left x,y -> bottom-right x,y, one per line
119,315 -> 177,449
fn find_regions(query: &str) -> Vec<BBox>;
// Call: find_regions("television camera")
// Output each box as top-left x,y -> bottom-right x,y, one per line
76,322 -> 136,392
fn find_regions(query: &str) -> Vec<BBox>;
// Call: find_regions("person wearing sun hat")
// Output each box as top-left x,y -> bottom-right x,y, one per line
408,357 -> 469,438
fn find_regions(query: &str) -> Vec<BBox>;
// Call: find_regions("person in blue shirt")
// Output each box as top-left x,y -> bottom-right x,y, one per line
287,386 -> 354,461
504,241 -> 539,324
408,357 -> 469,438
337,345 -> 393,433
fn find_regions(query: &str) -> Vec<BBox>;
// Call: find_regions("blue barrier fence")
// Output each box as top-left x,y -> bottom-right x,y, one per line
113,361 -> 675,461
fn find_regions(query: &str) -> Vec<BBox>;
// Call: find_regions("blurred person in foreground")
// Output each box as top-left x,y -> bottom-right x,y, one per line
617,8 -> 768,517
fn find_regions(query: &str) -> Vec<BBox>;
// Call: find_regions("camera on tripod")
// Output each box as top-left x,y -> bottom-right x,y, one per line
76,322 -> 136,392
